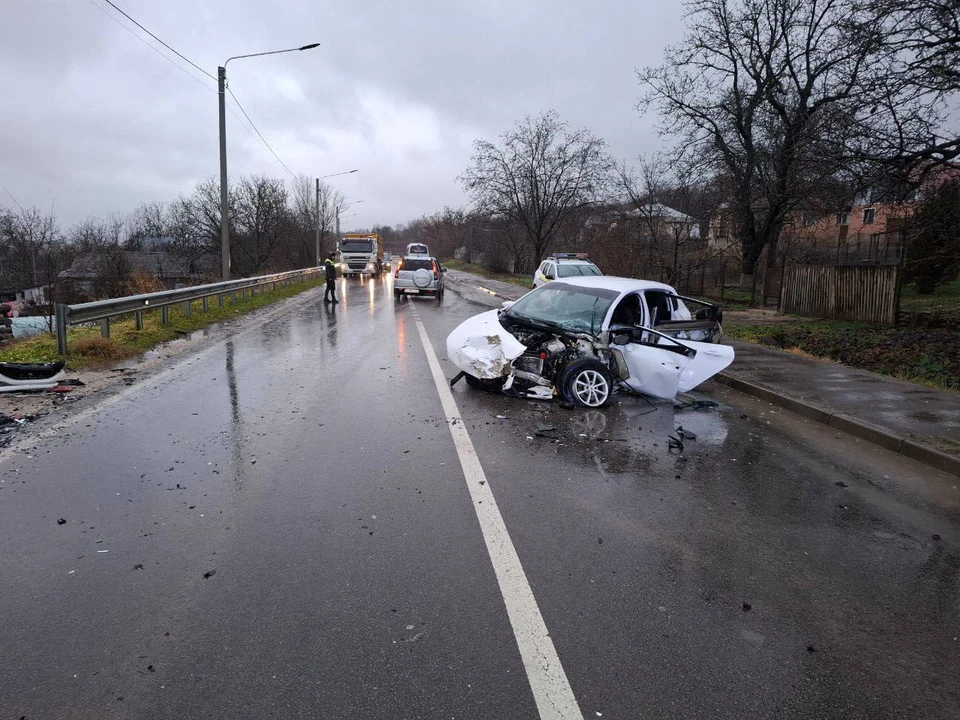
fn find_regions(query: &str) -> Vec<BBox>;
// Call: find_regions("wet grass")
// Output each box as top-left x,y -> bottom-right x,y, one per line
0,278 -> 324,369
725,318 -> 960,391
442,259 -> 534,289
900,279 -> 960,314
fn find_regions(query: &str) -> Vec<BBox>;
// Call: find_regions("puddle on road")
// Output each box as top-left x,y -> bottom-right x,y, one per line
466,387 -> 733,477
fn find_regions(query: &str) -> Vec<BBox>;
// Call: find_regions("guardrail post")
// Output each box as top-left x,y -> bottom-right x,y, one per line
242,288 -> 247,301
218,293 -> 223,307
55,304 -> 69,356
184,300 -> 192,317
161,306 -> 169,324
100,318 -> 110,339
202,297 -> 209,312
134,311 -> 143,330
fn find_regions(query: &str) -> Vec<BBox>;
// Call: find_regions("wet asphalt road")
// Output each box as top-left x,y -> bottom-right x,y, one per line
1,274 -> 959,720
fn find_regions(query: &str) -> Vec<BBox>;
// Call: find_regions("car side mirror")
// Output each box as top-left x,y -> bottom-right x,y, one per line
442,268 -> 448,273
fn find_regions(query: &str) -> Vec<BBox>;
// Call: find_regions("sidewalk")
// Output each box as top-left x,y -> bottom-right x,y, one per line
444,269 -> 960,476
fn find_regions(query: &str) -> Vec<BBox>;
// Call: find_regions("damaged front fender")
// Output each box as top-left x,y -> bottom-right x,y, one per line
446,310 -> 526,380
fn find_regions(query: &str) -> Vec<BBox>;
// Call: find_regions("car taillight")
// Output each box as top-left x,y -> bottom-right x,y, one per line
433,270 -> 438,280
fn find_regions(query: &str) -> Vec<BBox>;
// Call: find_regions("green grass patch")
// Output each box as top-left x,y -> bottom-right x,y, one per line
443,259 -> 534,289
900,279 -> 960,313
725,318 -> 960,391
0,278 -> 324,369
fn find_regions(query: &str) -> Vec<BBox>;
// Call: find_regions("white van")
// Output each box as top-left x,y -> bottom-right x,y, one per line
406,242 -> 429,256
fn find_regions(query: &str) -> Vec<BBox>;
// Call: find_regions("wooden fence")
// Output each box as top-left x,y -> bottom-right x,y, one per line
780,265 -> 900,324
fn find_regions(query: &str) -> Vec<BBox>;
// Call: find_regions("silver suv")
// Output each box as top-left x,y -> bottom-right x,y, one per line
394,256 -> 446,299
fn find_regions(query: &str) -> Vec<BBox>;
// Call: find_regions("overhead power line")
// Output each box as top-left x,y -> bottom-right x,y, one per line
100,0 -> 216,82
227,87 -> 297,179
86,0 -> 302,180
85,0 -> 215,92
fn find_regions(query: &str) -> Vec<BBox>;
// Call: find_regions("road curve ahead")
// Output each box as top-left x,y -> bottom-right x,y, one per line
1,274 -> 958,720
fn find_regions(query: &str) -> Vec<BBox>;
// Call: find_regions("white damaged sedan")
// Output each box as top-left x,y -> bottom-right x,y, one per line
446,277 -> 734,407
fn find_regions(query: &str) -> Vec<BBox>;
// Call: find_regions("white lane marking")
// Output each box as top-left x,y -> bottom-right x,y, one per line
412,312 -> 583,720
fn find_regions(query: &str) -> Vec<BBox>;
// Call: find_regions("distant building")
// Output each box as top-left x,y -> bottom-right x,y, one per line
58,250 -> 214,297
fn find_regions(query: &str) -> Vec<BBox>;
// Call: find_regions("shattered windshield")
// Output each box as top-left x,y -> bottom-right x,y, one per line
505,282 -> 619,334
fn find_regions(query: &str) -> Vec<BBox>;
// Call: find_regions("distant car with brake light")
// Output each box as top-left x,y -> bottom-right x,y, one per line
533,253 -> 602,288
394,256 -> 446,299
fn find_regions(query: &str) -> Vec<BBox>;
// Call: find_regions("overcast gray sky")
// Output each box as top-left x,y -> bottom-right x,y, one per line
1,0 -> 683,231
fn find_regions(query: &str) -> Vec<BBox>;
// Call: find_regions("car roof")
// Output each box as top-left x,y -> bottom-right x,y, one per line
548,276 -> 679,294
547,258 -> 596,265
401,254 -> 436,261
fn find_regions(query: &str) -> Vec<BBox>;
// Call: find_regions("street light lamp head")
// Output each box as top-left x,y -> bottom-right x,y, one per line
299,43 -> 321,50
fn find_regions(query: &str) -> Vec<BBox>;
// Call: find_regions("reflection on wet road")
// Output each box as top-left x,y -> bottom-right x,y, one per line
0,274 -> 957,720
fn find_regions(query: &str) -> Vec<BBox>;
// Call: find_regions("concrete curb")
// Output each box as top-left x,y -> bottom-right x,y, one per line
714,373 -> 960,478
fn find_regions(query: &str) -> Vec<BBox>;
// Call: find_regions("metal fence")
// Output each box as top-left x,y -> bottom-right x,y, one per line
54,267 -> 322,355
780,264 -> 900,324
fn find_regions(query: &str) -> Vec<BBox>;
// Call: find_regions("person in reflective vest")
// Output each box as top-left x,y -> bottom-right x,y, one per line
324,253 -> 339,304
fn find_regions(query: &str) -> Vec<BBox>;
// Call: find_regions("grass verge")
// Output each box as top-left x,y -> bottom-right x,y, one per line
443,259 -> 534,289
725,318 -> 960,391
0,278 -> 324,369
900,279 -> 960,314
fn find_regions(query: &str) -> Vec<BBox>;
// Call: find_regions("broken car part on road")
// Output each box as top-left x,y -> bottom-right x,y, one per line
0,361 -> 66,393
446,277 -> 734,408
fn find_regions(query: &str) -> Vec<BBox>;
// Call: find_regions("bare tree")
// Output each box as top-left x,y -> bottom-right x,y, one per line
1,204 -> 64,290
233,175 -> 291,276
125,201 -> 167,249
459,110 -> 612,272
289,175 -> 344,265
637,0 -> 942,284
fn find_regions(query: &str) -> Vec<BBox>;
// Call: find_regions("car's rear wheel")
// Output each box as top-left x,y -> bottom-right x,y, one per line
559,358 -> 612,408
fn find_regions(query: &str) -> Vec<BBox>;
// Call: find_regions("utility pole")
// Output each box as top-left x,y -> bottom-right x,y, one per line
217,43 -> 320,281
218,65 -> 230,281
315,177 -> 321,266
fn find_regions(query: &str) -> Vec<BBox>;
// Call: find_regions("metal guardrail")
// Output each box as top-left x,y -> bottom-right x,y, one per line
54,267 -> 322,356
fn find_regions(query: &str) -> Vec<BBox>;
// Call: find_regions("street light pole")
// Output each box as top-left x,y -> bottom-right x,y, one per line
315,177 -> 320,266
218,65 -> 229,281
218,42 -> 320,280
314,169 -> 358,266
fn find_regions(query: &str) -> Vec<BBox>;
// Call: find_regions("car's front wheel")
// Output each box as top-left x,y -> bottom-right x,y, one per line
464,374 -> 501,392
558,358 -> 613,408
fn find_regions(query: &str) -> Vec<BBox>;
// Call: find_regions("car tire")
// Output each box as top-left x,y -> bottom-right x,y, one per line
394,289 -> 401,299
558,357 -> 613,408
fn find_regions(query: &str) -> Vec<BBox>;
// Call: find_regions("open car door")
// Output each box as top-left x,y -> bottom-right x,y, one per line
615,328 -> 734,400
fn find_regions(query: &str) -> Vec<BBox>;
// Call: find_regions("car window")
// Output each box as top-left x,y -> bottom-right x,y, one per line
506,282 -> 619,334
544,263 -> 556,279
558,264 -> 601,278
401,258 -> 432,271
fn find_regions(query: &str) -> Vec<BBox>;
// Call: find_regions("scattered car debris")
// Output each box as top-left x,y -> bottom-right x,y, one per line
742,602 -> 752,612
447,278 -> 733,407
0,361 -> 66,392
675,399 -> 719,412
675,425 -> 697,441
133,564 -> 144,570
668,435 -> 684,453
203,569 -> 216,579
835,481 -> 848,488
